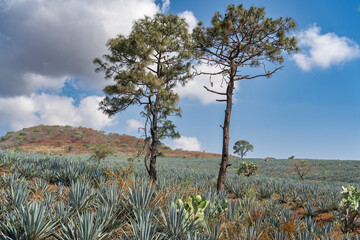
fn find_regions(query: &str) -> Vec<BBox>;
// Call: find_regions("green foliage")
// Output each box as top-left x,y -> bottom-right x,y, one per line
89,144 -> 114,164
233,140 -> 254,159
288,155 -> 295,159
177,194 -> 209,226
65,125 -> 71,128
6,131 -> 14,135
33,128 -> 42,132
338,186 -> 360,233
94,13 -> 194,181
82,143 -> 91,148
237,161 -> 259,177
193,4 -> 298,191
67,145 -> 73,152
47,129 -> 54,133
19,132 -> 28,136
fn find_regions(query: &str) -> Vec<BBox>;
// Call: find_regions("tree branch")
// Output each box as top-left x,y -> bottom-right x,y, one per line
203,86 -> 226,95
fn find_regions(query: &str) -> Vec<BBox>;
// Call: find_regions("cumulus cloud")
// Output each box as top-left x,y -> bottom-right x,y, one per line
161,0 -> 170,13
0,0 -> 160,96
175,64 -> 239,105
178,11 -> 198,32
126,119 -> 143,133
0,94 -> 115,131
293,25 -> 360,71
170,136 -> 201,151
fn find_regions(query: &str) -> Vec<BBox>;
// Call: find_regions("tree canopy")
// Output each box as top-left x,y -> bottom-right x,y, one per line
193,4 -> 299,191
94,13 -> 194,181
233,140 -> 254,159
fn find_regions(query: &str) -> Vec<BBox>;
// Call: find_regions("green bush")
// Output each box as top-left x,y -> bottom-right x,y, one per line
237,161 -> 259,177
65,125 -> 71,128
33,129 -> 42,132
82,143 -> 91,148
19,132 -> 28,136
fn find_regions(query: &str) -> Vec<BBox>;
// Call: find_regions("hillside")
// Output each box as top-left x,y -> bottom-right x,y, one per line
0,125 -> 222,158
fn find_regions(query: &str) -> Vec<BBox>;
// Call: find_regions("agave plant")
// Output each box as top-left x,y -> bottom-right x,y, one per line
127,179 -> 159,213
160,203 -> 199,239
128,209 -> 159,240
58,211 -> 110,240
66,180 -> 94,211
0,201 -> 57,240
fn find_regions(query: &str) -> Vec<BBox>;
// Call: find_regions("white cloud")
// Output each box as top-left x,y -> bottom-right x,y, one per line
170,136 -> 201,151
126,119 -> 143,133
293,25 -> 360,71
175,64 -> 239,105
0,94 -> 115,131
161,0 -> 170,13
178,11 -> 198,32
0,0 -> 160,96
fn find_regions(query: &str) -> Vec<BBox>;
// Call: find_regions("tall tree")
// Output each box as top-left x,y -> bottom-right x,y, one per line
193,5 -> 298,191
94,14 -> 194,182
233,140 -> 253,159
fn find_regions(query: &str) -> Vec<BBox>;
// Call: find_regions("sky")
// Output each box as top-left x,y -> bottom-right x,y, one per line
0,0 -> 359,160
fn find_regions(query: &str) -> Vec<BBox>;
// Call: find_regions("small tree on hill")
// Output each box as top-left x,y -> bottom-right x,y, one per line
90,144 -> 114,164
193,4 -> 298,191
94,14 -> 194,182
233,140 -> 253,159
292,160 -> 311,181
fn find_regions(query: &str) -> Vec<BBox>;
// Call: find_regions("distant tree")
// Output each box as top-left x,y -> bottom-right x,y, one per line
90,144 -> 114,164
237,161 -> 259,177
94,14 -> 194,182
233,140 -> 254,159
193,4 -> 298,191
292,160 -> 311,181
288,155 -> 295,159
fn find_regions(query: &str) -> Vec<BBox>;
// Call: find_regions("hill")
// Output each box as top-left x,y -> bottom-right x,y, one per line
0,125 -> 222,158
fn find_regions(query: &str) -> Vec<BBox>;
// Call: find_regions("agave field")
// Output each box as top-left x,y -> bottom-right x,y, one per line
0,150 -> 360,239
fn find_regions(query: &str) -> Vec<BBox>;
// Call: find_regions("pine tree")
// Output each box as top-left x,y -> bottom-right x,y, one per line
193,4 -> 299,191
94,14 -> 194,182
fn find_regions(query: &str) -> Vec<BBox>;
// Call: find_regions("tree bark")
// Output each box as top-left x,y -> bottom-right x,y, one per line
148,97 -> 159,182
216,72 -> 235,192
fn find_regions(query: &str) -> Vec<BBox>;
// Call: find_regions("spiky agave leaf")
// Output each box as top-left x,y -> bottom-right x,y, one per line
0,201 -> 57,240
58,211 -> 110,240
67,180 -> 94,211
129,209 -> 159,240
160,203 -> 200,239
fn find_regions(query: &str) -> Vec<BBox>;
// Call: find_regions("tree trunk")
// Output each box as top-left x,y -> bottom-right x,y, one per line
216,76 -> 234,192
148,97 -> 159,182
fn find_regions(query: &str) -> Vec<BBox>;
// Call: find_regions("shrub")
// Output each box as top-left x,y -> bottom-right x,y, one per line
33,129 -> 42,132
19,132 -> 28,136
13,146 -> 25,152
89,144 -> 114,164
291,160 -> 311,181
6,131 -> 14,135
67,145 -> 73,152
65,125 -> 71,128
288,155 -> 295,159
82,143 -> 91,148
56,141 -> 64,147
237,161 -> 259,177
338,186 -> 360,234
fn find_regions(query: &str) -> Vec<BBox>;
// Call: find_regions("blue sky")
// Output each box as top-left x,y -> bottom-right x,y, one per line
0,0 -> 359,159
